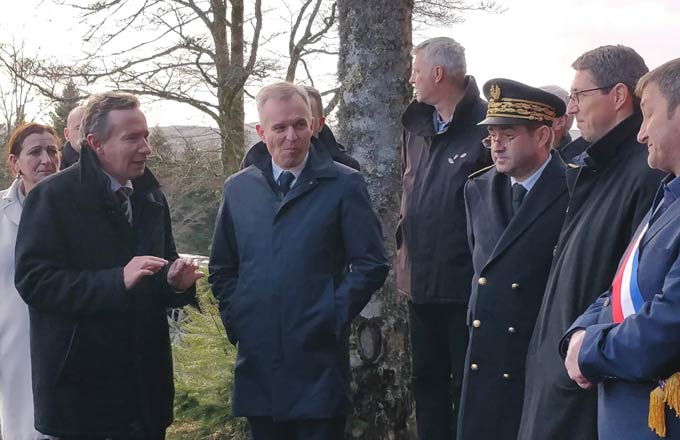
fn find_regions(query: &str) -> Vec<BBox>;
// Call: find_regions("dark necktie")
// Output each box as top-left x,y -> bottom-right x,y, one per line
115,187 -> 133,225
277,171 -> 295,196
512,183 -> 527,215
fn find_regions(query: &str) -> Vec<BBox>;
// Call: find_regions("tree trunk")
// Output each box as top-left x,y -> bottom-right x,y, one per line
337,1 -> 414,439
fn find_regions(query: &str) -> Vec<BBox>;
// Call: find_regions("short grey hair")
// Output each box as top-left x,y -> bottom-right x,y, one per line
82,92 -> 140,143
303,85 -> 323,118
413,37 -> 467,80
256,82 -> 311,123
636,58 -> 680,118
572,45 -> 648,96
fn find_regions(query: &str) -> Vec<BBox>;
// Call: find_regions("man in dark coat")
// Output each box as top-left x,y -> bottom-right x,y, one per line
518,45 -> 664,440
241,85 -> 360,172
397,36 -> 490,440
563,58 -> 680,440
59,105 -> 85,170
15,92 -> 202,439
459,79 -> 569,440
209,82 -> 388,440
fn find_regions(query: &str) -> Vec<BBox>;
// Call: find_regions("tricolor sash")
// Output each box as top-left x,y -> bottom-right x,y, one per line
611,223 -> 649,323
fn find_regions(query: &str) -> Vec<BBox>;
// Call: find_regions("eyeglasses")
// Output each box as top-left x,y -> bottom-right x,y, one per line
568,85 -> 616,105
482,129 -> 528,149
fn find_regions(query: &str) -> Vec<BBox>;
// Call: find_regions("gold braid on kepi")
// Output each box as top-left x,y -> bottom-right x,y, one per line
478,78 -> 567,127
487,98 -> 558,122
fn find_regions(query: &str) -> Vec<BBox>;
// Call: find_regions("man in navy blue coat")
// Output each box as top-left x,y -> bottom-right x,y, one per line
563,58 -> 680,439
209,82 -> 389,440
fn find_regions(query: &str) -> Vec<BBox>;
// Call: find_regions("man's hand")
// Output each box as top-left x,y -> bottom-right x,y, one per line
124,256 -> 168,290
565,329 -> 593,389
167,258 -> 205,292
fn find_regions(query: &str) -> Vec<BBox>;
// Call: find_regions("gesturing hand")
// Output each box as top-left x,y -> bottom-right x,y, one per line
565,330 -> 593,390
123,256 -> 168,290
167,258 -> 205,292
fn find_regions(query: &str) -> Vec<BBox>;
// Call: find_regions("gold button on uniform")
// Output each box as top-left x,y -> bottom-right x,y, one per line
471,363 -> 479,371
478,277 -> 487,285
472,320 -> 481,328
508,327 -> 516,333
511,283 -> 520,290
503,373 -> 510,380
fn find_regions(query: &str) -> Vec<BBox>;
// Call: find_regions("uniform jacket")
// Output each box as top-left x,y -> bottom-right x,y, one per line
0,179 -> 43,440
396,76 -> 491,305
458,153 -> 568,440
241,125 -> 361,172
209,145 -> 388,420
563,176 -> 680,439
518,113 -> 664,440
14,146 -> 195,437
59,141 -> 80,170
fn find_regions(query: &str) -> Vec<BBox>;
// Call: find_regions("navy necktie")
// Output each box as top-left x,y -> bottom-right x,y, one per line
512,183 -> 527,215
277,171 -> 295,196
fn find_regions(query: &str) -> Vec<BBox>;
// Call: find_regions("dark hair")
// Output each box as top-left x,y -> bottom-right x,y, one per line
636,58 -> 680,118
7,122 -> 60,157
81,92 -> 140,144
572,45 -> 648,104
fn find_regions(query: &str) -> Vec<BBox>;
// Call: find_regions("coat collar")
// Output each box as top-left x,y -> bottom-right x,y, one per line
78,143 -> 161,202
641,174 -> 680,248
401,75 -> 485,137
484,152 -> 567,267
1,178 -> 24,226
581,113 -> 642,170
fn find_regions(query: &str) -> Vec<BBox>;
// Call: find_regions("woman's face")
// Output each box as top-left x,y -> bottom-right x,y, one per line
9,132 -> 60,192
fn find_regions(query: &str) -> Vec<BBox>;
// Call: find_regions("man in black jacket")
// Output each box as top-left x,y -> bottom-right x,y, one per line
518,45 -> 664,440
60,105 -> 85,170
397,36 -> 490,440
15,92 -> 203,439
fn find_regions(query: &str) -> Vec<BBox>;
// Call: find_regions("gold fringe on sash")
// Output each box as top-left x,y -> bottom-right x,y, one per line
648,372 -> 680,437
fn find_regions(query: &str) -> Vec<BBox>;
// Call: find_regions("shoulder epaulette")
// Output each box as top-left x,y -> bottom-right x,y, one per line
468,164 -> 495,179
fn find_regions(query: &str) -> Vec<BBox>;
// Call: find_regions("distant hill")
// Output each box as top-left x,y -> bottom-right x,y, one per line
153,124 -> 260,152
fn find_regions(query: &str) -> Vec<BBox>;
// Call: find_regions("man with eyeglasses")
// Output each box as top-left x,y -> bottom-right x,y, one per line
518,45 -> 665,440
458,79 -> 569,440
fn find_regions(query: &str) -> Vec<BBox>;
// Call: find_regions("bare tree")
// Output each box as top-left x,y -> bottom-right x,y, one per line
0,43 -> 38,144
414,0 -> 505,26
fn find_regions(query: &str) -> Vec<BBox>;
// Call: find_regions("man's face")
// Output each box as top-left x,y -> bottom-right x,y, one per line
256,94 -> 313,169
409,52 -> 437,104
488,124 -> 546,180
638,83 -> 680,174
92,108 -> 151,184
567,69 -> 618,143
65,107 -> 85,151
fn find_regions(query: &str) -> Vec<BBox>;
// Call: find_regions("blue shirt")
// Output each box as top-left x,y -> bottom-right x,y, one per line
433,110 -> 452,134
510,155 -> 552,194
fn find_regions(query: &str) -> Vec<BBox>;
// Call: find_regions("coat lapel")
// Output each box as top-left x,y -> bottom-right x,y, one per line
485,154 -> 567,267
641,198 -> 679,248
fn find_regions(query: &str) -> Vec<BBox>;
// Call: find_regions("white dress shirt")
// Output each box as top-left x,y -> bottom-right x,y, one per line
272,153 -> 309,189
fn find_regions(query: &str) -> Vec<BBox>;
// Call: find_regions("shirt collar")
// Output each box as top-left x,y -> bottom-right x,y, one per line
433,110 -> 453,135
510,154 -> 552,193
272,152 -> 309,182
102,171 -> 134,195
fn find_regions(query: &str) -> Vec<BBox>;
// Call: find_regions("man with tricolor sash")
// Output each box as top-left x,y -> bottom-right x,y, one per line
563,58 -> 680,439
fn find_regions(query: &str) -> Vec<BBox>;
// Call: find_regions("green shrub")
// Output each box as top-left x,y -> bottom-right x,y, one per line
170,278 -> 249,440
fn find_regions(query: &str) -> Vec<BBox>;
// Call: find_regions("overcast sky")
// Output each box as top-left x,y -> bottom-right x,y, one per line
2,0 -> 679,127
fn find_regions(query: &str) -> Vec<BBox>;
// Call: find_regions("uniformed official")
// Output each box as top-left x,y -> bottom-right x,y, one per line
458,79 -> 569,440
